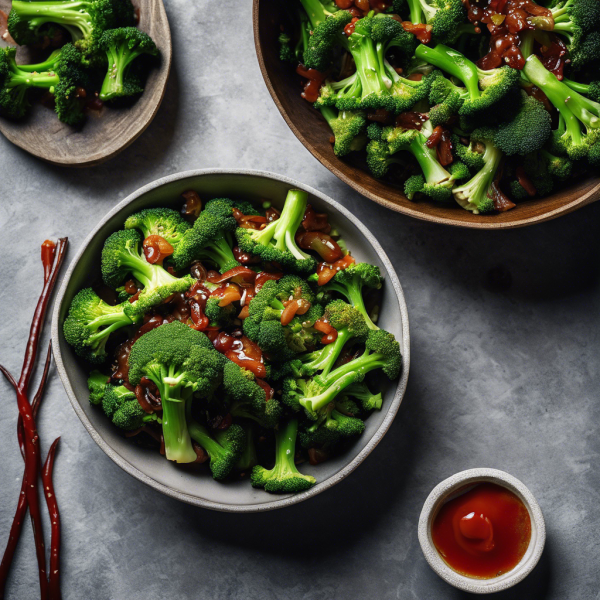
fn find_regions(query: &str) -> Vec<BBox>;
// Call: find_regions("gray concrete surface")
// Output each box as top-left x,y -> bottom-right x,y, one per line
1,1 -> 599,598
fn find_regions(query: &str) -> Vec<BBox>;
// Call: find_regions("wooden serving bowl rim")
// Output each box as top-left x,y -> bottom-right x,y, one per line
252,0 -> 600,229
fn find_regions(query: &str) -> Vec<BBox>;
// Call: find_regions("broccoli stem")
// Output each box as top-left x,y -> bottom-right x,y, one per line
345,281 -> 379,330
409,133 -> 452,186
6,70 -> 59,90
522,55 -> 600,130
405,0 -> 425,24
299,0 -> 329,29
302,371 -> 358,415
18,49 -> 61,73
196,236 -> 238,272
272,419 -> 305,478
415,44 -> 481,100
272,189 -> 311,260
319,104 -> 338,128
11,0 -> 93,41
101,44 -> 138,100
159,385 -> 196,464
349,29 -> 391,99
562,78 -> 590,94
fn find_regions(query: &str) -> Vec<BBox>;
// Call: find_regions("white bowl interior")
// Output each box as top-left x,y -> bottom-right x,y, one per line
418,468 -> 546,594
52,170 -> 410,512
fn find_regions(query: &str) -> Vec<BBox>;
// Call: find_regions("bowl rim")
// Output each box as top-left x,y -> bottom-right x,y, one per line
251,0 -> 600,230
417,468 -> 546,594
51,168 -> 411,512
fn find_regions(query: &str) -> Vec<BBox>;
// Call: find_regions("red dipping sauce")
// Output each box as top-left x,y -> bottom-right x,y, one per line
431,482 -> 531,579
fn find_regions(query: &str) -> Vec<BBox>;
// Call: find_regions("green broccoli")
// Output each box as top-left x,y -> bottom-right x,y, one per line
0,43 -> 88,124
124,207 -> 190,249
235,423 -> 258,471
223,361 -> 282,428
541,148 -> 573,180
63,288 -> 134,363
493,92 -> 552,156
344,381 -> 383,411
563,78 -> 600,104
371,13 -> 418,67
98,27 -> 158,101
452,128 -> 503,214
296,300 -> 369,377
319,106 -> 368,157
452,134 -> 485,171
102,383 -> 157,430
283,328 -> 401,421
101,229 -> 194,318
429,90 -> 463,127
299,404 -> 365,448
522,55 -> 600,164
309,261 -> 382,330
172,198 -> 240,272
187,417 -> 246,480
402,0 -> 466,44
244,275 -> 324,359
303,9 -> 351,72
128,321 -> 225,463
8,0 -> 134,53
251,419 -> 316,493
415,43 -> 520,120
87,370 -> 110,404
235,189 -> 317,273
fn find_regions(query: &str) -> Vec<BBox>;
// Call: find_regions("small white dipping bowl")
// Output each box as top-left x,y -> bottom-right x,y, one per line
418,468 -> 546,594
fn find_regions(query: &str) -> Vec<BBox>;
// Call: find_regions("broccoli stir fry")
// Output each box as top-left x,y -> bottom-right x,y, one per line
67,189 -> 402,494
1,0 -> 159,125
281,0 -> 600,214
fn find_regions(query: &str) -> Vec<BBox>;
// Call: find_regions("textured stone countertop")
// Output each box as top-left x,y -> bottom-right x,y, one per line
1,1 -> 599,599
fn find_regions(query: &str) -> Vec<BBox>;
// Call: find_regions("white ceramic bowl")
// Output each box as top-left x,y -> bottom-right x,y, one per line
418,468 -> 546,594
51,169 -> 410,512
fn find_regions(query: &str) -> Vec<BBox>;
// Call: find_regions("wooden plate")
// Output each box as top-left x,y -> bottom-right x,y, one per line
253,0 -> 600,229
0,0 -> 171,167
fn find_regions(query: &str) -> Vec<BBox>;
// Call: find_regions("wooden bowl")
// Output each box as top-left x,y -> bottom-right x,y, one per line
253,0 -> 600,229
0,0 -> 171,167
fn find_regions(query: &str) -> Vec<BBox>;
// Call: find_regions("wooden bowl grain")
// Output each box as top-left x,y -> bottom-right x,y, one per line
0,0 -> 171,167
253,0 -> 600,229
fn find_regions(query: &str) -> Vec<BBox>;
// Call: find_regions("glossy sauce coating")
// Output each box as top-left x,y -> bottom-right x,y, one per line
431,482 -> 531,579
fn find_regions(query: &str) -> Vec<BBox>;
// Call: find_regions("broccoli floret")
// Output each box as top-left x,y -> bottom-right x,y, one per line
124,207 -> 190,249
319,106 -> 368,157
87,370 -> 110,404
102,384 -> 156,430
541,148 -> 573,180
0,43 -> 88,124
373,120 -> 460,201
404,0 -> 466,44
299,405 -> 365,448
128,321 -> 224,463
452,134 -> 485,171
310,261 -> 382,330
204,295 -> 237,328
235,189 -> 317,273
365,139 -> 407,179
303,9 -> 351,72
415,43 -> 520,120
429,90 -> 463,127
371,13 -> 418,66
452,128 -> 503,214
188,419 -> 246,480
493,92 -> 552,156
297,301 -> 369,377
63,288 -> 134,363
223,361 -> 282,428
244,275 -> 324,359
251,419 -> 316,493
171,198 -> 240,272
284,328 -> 401,421
344,381 -> 383,411
550,0 -> 600,70
522,55 -> 600,164
8,0 -> 134,53
509,151 -> 555,200
101,229 -> 193,318
98,27 -> 158,101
